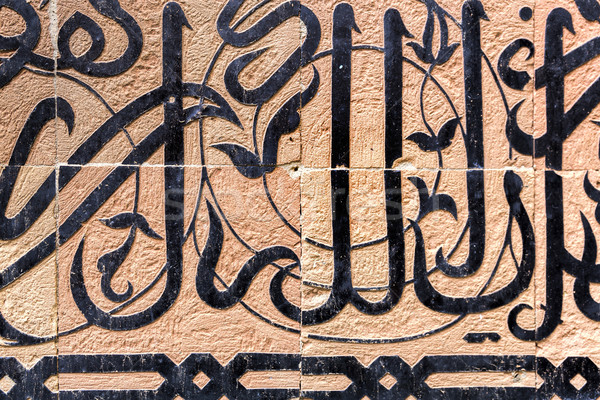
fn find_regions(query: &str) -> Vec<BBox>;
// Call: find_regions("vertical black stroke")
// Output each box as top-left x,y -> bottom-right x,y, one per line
331,3 -> 357,169
540,9 -> 572,170
162,4 -> 188,325
507,9 -> 600,161
462,0 -> 487,169
508,171 -> 563,340
301,4 -> 357,325
384,9 -> 411,169
434,0 -> 487,279
349,9 -> 410,315
303,6 -> 411,323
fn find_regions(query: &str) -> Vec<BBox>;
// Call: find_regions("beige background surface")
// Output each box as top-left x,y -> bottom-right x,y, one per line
0,0 -> 599,397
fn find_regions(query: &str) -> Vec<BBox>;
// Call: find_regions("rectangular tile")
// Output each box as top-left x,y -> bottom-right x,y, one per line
300,169 -> 537,384
56,164 -> 301,395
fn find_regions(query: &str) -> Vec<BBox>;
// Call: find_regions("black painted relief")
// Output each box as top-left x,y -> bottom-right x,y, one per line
0,0 -> 599,397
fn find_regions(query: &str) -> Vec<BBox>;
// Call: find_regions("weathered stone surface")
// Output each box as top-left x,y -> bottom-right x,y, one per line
0,0 -> 599,398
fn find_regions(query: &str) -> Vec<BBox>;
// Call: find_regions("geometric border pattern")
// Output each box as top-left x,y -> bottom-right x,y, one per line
3,353 -> 599,399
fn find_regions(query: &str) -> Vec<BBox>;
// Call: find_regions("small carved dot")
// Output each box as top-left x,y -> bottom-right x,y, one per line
520,7 -> 533,21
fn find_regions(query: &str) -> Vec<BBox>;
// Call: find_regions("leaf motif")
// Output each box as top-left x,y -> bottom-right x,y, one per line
593,121 -> 600,160
583,172 -> 600,224
407,3 -> 435,63
437,117 -> 460,150
575,0 -> 600,22
584,172 -> 600,202
100,212 -> 137,229
134,214 -> 163,240
212,143 -> 264,179
197,201 -> 224,284
431,194 -> 458,220
433,10 -> 458,64
408,4 -> 457,64
408,177 -> 457,220
580,212 -> 598,265
406,131 -> 438,152
436,42 -> 460,65
407,42 -> 434,64
182,84 -> 242,128
200,86 -> 242,128
100,212 -> 162,239
437,8 -> 450,44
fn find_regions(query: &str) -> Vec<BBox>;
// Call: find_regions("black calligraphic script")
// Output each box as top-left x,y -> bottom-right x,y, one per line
1,0 -> 600,396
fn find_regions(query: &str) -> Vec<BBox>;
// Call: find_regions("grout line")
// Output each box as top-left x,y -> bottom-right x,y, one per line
8,163 -> 600,173
18,163 -> 550,171
532,0 -> 539,390
298,0 -> 304,395
13,160 -> 600,173
7,160 -> 600,171
47,0 -> 60,392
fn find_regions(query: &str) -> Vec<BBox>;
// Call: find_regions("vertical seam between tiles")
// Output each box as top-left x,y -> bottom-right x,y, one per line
298,0 -> 304,396
47,0 -> 60,392
532,0 -> 539,392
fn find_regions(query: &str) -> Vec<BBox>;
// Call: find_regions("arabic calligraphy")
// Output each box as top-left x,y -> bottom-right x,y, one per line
0,0 -> 599,349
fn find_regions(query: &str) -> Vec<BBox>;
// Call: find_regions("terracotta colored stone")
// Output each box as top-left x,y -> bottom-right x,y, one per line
1,0 -> 600,397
